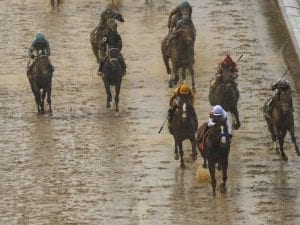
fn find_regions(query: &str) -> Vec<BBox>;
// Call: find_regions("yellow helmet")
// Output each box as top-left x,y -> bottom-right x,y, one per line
179,84 -> 191,95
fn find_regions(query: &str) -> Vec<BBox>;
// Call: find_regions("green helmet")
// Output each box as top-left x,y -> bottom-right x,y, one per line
36,33 -> 45,41
180,1 -> 190,8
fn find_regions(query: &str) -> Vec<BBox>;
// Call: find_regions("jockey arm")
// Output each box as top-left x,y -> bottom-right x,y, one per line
168,7 -> 180,28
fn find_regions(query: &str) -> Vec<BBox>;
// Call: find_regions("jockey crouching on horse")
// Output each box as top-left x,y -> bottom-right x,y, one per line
168,1 -> 194,33
210,54 -> 238,93
165,18 -> 195,58
98,20 -> 126,76
27,33 -> 54,77
167,83 -> 198,127
199,105 -> 232,146
266,79 -> 294,113
91,7 -> 124,49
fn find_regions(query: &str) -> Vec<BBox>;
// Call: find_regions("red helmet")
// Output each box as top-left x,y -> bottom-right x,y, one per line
222,54 -> 234,65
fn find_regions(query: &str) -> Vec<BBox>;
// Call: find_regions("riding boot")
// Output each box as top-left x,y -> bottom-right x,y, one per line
50,64 -> 55,72
168,105 -> 177,122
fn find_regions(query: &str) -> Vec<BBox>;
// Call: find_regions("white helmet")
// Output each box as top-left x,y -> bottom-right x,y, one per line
212,105 -> 225,116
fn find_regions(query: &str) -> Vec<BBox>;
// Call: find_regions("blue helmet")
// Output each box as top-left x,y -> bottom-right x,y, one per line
36,33 -> 45,41
212,105 -> 225,116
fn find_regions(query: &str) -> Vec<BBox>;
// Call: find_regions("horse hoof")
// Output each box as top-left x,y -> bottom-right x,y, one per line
180,163 -> 186,169
219,184 -> 227,193
297,151 -> 300,156
106,103 -> 111,109
281,153 -> 288,161
191,153 -> 197,161
168,80 -> 174,88
202,163 -> 207,168
174,154 -> 179,160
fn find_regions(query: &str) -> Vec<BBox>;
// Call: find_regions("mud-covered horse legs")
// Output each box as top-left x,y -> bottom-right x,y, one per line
178,141 -> 185,168
208,161 -> 217,196
29,79 -> 42,113
231,106 -> 241,130
114,81 -> 122,112
276,129 -> 288,161
190,137 -> 197,161
289,126 -> 300,156
187,65 -> 195,92
103,80 -> 112,108
50,0 -> 60,10
219,158 -> 228,194
47,80 -> 52,112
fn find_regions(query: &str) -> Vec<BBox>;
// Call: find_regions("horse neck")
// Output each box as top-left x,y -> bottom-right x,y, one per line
206,126 -> 221,148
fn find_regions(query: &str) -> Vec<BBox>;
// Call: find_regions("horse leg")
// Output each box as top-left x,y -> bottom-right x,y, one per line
219,158 -> 228,193
190,137 -> 197,161
265,116 -> 276,142
29,80 -> 41,113
173,66 -> 180,86
115,81 -> 121,112
188,65 -> 196,92
278,130 -> 288,161
178,141 -> 185,168
57,0 -> 61,7
174,136 -> 179,160
232,106 -> 241,130
208,160 -> 217,196
50,0 -> 55,9
289,126 -> 300,156
46,81 -> 52,112
103,79 -> 112,108
41,89 -> 46,114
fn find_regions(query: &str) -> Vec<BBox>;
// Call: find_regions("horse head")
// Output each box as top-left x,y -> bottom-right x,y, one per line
176,95 -> 193,119
277,90 -> 293,114
108,48 -> 121,69
206,125 -> 222,149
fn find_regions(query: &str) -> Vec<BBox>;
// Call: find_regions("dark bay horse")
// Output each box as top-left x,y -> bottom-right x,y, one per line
196,122 -> 230,196
161,19 -> 196,91
50,0 -> 61,10
263,90 -> 300,160
209,71 -> 241,129
169,95 -> 198,168
27,55 -> 53,113
100,48 -> 125,113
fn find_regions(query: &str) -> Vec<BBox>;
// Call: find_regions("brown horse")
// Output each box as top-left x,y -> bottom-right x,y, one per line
50,0 -> 61,10
100,48 -> 125,113
263,90 -> 300,160
161,19 -> 196,91
196,122 -> 230,196
209,70 -> 241,129
169,95 -> 198,168
27,55 -> 53,113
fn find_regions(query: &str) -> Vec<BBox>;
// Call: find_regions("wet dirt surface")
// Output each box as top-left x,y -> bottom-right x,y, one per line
1,0 -> 300,224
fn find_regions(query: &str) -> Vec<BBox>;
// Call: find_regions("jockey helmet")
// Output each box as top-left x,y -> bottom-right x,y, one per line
212,105 -> 225,117
36,33 -> 45,41
179,84 -> 191,95
223,54 -> 234,65
277,79 -> 290,89
180,1 -> 190,8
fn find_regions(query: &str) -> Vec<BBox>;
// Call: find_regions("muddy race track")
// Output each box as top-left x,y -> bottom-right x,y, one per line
1,0 -> 300,225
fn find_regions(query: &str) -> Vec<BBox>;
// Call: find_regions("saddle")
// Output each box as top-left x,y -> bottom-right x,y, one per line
197,124 -> 209,153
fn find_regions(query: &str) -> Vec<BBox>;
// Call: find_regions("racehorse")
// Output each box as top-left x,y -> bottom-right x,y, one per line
50,0 -> 61,10
196,122 -> 230,196
263,89 -> 300,160
169,95 -> 198,168
100,48 -> 125,113
209,70 -> 241,129
161,19 -> 196,91
27,55 -> 53,113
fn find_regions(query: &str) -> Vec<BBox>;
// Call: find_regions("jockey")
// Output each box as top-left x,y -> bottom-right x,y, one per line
92,8 -> 124,41
27,33 -> 54,76
208,105 -> 232,144
216,54 -> 238,80
168,1 -> 192,32
210,54 -> 238,92
267,78 -> 294,112
167,83 -> 197,124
